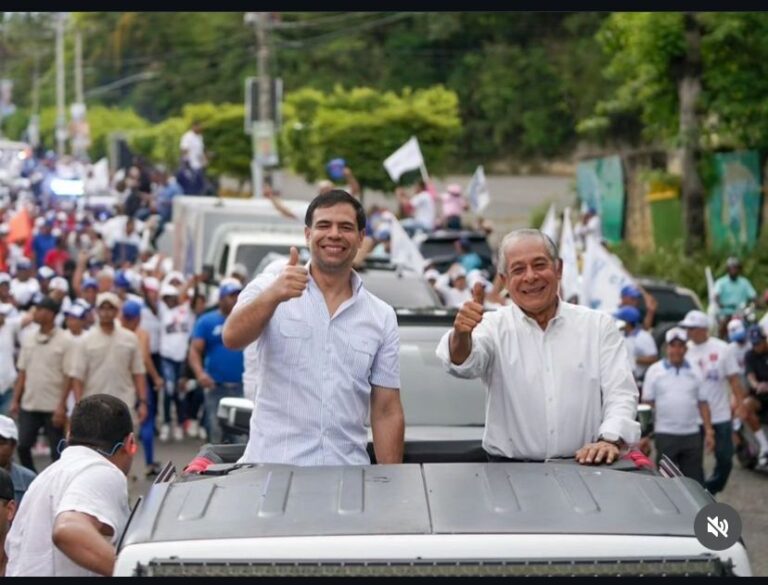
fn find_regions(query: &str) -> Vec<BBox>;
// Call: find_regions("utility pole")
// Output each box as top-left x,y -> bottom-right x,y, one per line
55,12 -> 67,157
245,11 -> 273,199
74,28 -> 84,104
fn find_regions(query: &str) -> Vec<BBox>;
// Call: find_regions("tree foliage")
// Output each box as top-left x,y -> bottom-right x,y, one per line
280,85 -> 461,191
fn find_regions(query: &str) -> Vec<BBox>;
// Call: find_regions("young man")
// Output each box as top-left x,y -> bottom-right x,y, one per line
189,279 -> 245,444
613,305 -> 658,387
224,190 -> 404,466
5,395 -> 136,576
0,416 -> 36,505
642,327 -> 713,484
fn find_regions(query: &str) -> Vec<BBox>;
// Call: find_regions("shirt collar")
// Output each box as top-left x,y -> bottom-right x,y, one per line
306,261 -> 364,297
663,358 -> 690,370
510,297 -> 563,330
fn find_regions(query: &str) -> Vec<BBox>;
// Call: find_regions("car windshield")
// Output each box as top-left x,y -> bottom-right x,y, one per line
638,286 -> 698,323
236,244 -> 308,276
359,269 -> 443,310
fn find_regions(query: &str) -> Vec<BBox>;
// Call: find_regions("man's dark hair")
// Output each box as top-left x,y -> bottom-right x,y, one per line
68,394 -> 133,452
304,189 -> 366,231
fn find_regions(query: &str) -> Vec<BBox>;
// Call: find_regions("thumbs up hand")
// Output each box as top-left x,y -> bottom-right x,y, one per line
269,246 -> 309,302
453,292 -> 484,335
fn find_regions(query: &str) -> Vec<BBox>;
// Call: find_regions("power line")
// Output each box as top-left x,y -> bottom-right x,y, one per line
268,12 -> 383,30
276,12 -> 416,49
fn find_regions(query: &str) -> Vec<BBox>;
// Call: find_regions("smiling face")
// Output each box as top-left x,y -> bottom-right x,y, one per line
305,203 -> 364,275
502,235 -> 562,317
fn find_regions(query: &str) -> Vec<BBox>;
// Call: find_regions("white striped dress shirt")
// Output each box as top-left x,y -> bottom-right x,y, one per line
236,265 -> 400,465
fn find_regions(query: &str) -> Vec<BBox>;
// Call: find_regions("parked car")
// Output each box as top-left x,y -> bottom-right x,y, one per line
635,277 -> 703,348
413,229 -> 496,278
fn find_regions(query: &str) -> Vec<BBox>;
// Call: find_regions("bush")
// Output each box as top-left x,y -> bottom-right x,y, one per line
280,85 -> 462,192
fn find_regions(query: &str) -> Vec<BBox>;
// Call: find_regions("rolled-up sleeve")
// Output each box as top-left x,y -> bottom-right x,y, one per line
597,316 -> 641,444
435,320 -> 494,381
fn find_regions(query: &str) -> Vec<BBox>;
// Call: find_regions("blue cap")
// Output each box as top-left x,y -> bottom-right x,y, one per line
620,285 -> 642,300
219,282 -> 242,298
614,305 -> 641,325
82,277 -> 99,290
748,325 -> 767,345
114,272 -> 131,289
65,304 -> 87,319
121,300 -> 143,320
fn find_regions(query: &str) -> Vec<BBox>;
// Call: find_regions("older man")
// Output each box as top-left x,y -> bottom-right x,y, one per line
223,189 -> 404,466
436,228 -> 640,465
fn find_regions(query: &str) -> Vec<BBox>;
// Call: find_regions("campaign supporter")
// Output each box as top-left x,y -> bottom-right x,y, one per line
743,326 -> 768,469
613,305 -> 658,386
0,416 -> 36,504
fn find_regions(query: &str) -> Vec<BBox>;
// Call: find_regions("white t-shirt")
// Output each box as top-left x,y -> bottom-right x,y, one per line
0,317 -> 21,391
728,340 -> 750,372
686,337 -> 741,424
180,130 -> 205,170
643,360 -> 706,435
10,278 -> 40,307
410,190 -> 436,231
624,328 -> 658,379
141,305 -> 162,355
158,301 -> 194,362
5,446 -> 130,577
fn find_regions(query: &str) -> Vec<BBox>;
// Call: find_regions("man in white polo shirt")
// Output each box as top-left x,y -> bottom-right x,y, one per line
642,327 -> 714,484
679,309 -> 747,495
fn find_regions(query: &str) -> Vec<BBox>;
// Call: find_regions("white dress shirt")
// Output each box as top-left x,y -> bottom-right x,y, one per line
643,359 -> 706,435
436,300 -> 640,460
236,265 -> 401,466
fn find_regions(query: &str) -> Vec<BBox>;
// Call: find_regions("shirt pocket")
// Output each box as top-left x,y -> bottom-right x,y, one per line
348,334 -> 377,381
278,319 -> 312,367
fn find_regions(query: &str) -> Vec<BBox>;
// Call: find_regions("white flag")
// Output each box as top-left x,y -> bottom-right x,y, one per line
559,207 -> 580,303
467,165 -> 490,213
580,236 -> 635,315
705,266 -> 719,325
383,136 -> 424,182
382,211 -> 427,273
540,202 -> 558,242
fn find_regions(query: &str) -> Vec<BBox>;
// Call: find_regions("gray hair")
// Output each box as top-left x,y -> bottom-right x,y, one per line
497,228 -> 560,276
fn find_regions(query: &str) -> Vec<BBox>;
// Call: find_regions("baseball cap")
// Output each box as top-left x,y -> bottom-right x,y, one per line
231,263 -> 249,278
748,325 -> 767,345
446,183 -> 462,195
0,414 -> 18,441
0,467 -> 14,501
424,269 -> 440,282
37,266 -> 55,280
219,280 -> 242,298
122,300 -> 143,320
727,319 -> 747,343
678,310 -> 710,329
726,256 -> 741,268
160,283 -> 180,298
620,284 -> 642,300
82,277 -> 99,290
34,296 -> 61,314
114,271 -> 132,289
16,258 -> 33,271
665,327 -> 688,344
50,276 -> 69,293
614,305 -> 641,326
96,291 -> 121,309
451,266 -> 467,279
0,272 -> 10,285
142,276 -> 160,292
65,304 -> 87,319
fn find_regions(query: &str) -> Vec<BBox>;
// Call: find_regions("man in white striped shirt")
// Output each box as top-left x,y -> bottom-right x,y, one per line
223,190 -> 404,466
436,228 -> 640,464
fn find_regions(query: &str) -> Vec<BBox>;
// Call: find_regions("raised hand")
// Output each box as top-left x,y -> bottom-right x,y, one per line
453,286 -> 485,334
269,246 -> 309,302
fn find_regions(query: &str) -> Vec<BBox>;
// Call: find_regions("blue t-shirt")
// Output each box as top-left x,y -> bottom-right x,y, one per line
32,233 -> 57,268
714,275 -> 756,315
458,252 -> 483,273
192,310 -> 244,383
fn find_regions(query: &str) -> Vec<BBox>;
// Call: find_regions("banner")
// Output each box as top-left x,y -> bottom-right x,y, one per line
576,155 -> 625,243
559,207 -> 580,303
708,150 -> 762,252
466,165 -> 491,213
540,202 -> 558,243
382,210 -> 427,273
383,136 -> 424,182
580,236 -> 635,314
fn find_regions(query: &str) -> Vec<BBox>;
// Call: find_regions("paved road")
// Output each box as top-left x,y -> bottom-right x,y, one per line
38,432 -> 754,576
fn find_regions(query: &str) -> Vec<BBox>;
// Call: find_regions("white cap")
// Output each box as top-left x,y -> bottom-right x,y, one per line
143,276 -> 160,292
231,263 -> 249,277
37,266 -> 55,280
0,415 -> 18,441
678,310 -> 710,329
160,283 -> 180,297
450,266 -> 467,279
0,272 -> 10,285
98,266 -> 115,279
665,327 -> 688,344
424,269 -> 440,281
50,276 -> 69,293
727,318 -> 746,337
467,269 -> 491,292
163,271 -> 185,286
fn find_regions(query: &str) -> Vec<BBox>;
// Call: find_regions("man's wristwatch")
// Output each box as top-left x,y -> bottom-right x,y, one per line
598,433 -> 623,447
